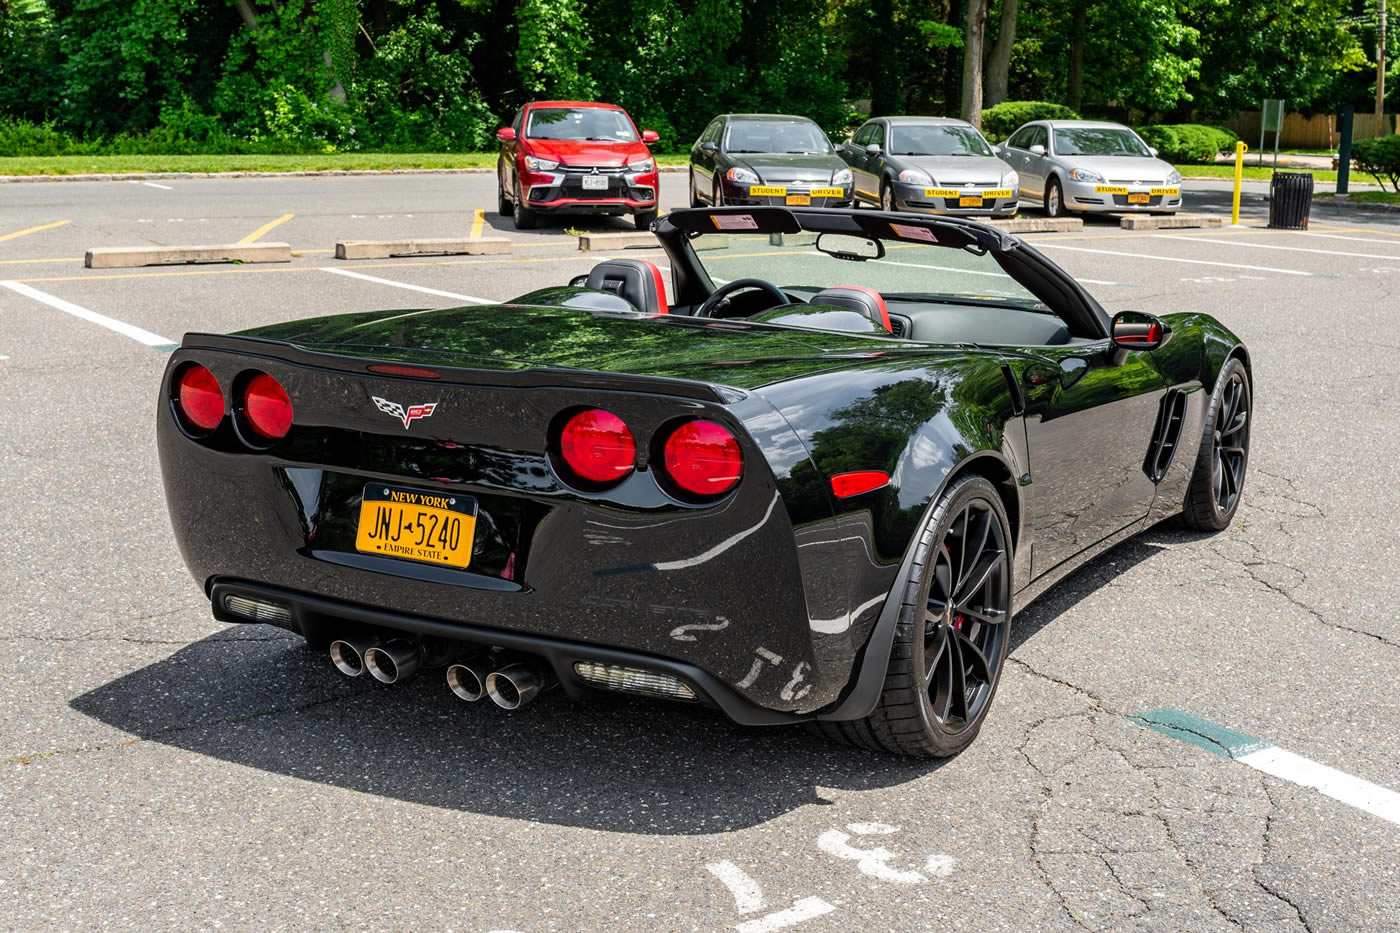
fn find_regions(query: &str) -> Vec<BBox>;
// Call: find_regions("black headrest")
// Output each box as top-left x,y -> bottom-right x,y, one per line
584,259 -> 669,315
811,286 -> 891,333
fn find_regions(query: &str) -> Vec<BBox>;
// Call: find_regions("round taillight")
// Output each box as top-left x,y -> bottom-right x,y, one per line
558,409 -> 636,485
175,364 -> 224,431
662,420 -> 743,498
242,373 -> 293,440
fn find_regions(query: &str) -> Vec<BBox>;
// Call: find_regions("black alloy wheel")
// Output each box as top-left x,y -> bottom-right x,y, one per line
1044,177 -> 1065,218
512,178 -> 537,230
1182,357 -> 1251,530
808,474 -> 1013,758
690,169 -> 703,208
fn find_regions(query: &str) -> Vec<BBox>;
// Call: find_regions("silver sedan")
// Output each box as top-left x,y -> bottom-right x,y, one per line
994,120 -> 1183,216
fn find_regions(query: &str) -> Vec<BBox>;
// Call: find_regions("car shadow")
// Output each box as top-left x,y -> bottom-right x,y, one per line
71,523 -> 1195,834
480,212 -> 638,237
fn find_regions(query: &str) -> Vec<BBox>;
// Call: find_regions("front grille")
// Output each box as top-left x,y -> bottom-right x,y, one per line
1111,194 -> 1162,207
1108,179 -> 1163,185
560,164 -> 626,174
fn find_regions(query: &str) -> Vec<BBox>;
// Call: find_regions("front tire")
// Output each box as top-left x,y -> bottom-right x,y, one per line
1044,177 -> 1067,218
712,177 -> 724,207
512,179 -> 536,230
690,170 -> 703,208
880,180 -> 897,212
633,209 -> 658,230
497,163 -> 512,216
810,474 -> 1013,758
1181,358 -> 1251,530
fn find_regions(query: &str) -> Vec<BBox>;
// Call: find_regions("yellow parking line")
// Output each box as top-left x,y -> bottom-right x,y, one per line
0,220 -> 71,243
470,209 -> 485,239
237,213 -> 294,244
0,257 -> 82,265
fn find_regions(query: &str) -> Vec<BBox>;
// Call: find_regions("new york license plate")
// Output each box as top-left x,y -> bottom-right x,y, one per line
1128,192 -> 1151,204
581,174 -> 610,190
786,194 -> 811,206
958,196 -> 983,207
355,484 -> 477,569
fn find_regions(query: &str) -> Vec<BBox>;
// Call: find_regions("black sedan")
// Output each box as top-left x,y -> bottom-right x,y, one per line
689,113 -> 855,208
158,206 -> 1251,758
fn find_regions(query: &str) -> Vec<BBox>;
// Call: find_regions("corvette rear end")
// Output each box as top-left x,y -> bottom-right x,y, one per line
156,308 -> 915,724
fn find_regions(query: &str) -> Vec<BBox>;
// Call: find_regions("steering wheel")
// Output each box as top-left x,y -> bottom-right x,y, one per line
694,278 -> 791,319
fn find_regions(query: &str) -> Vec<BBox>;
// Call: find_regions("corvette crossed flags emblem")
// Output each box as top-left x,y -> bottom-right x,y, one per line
372,395 -> 438,429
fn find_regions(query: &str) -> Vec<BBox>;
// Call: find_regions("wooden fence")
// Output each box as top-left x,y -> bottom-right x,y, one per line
1221,110 -> 1395,150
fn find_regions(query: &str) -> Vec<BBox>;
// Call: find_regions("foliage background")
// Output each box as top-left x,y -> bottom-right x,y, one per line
0,0 -> 1387,154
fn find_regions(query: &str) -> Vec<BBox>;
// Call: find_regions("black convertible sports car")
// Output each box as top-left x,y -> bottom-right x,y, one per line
158,206 -> 1251,758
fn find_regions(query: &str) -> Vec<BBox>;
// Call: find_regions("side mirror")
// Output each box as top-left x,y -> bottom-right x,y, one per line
1111,311 -> 1171,351
641,129 -> 660,143
496,127 -> 516,142
1029,144 -> 1046,156
1148,146 -> 1159,157
991,144 -> 1002,155
701,141 -> 719,152
864,143 -> 881,155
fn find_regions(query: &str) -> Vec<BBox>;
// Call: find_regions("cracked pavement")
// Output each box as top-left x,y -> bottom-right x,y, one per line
2,179 -> 1398,930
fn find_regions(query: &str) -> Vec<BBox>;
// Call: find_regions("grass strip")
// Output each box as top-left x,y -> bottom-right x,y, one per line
0,152 -> 693,176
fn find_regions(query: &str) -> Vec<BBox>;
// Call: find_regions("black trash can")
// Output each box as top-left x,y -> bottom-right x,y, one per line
1268,171 -> 1314,229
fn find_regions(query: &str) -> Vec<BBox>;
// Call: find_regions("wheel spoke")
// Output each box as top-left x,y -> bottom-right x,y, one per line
956,631 -> 993,686
953,548 -> 1005,605
945,633 -> 969,722
1220,445 -> 1246,457
924,627 -> 948,688
960,604 -> 1007,625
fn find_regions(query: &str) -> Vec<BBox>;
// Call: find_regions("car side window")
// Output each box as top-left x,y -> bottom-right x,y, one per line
512,109 -> 524,133
1006,126 -> 1029,150
870,122 -> 885,149
704,120 -> 721,144
853,123 -> 872,146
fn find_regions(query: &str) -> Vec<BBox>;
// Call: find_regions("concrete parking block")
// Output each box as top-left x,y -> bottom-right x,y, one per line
1117,212 -> 1224,230
981,217 -> 1084,233
334,237 -> 511,260
578,231 -> 662,251
85,242 -> 292,269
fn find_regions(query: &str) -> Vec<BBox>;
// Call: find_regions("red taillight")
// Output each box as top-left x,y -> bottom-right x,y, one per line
661,420 -> 743,498
831,470 -> 890,498
175,364 -> 224,431
559,409 -> 636,485
242,373 -> 293,440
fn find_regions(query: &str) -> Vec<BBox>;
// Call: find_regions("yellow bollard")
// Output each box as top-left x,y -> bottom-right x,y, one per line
1231,141 -> 1248,226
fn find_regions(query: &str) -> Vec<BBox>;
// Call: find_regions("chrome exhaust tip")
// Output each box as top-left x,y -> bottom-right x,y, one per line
364,639 -> 425,685
328,635 -> 379,677
485,663 -> 548,710
446,657 -> 493,702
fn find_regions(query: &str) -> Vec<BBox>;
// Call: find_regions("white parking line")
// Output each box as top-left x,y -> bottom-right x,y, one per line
1035,242 -> 1313,276
1153,233 -> 1400,262
734,898 -> 835,933
1296,231 -> 1400,246
0,280 -> 175,348
143,181 -> 173,190
1237,746 -> 1400,827
321,267 -> 492,304
873,257 -> 1119,286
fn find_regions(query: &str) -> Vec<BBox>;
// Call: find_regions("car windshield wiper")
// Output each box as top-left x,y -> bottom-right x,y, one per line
785,150 -> 821,154
585,136 -> 625,141
728,149 -> 764,153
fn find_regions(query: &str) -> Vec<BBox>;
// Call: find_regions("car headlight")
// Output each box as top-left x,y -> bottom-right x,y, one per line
727,167 -> 760,185
524,156 -> 559,172
1001,169 -> 1019,187
898,168 -> 933,185
1068,167 -> 1105,184
833,168 -> 854,186
628,157 -> 655,173
1166,169 -> 1182,185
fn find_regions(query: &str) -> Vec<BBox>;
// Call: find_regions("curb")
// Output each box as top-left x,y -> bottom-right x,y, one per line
85,242 -> 292,269
1313,197 -> 1400,214
0,165 -> 693,184
336,236 -> 511,260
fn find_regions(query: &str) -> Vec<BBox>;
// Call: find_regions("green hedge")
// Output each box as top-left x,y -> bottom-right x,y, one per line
1135,124 -> 1239,163
1353,135 -> 1400,191
980,101 -> 1080,142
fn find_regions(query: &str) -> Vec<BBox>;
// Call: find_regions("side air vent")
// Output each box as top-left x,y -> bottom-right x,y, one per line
1143,389 -> 1188,483
887,316 -> 908,338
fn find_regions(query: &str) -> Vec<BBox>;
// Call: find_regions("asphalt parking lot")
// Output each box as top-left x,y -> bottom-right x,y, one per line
3,172 -> 1399,931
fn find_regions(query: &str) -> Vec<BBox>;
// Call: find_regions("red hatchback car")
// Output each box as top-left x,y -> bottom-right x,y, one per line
497,101 -> 661,230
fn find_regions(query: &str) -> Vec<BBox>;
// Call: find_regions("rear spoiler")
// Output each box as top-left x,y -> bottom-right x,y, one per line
178,332 -> 738,404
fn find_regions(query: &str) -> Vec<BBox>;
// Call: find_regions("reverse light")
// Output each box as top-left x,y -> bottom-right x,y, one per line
573,662 -> 698,700
831,470 -> 891,498
833,167 -> 854,186
727,166 -> 760,185
223,594 -> 292,625
627,157 -> 656,173
174,363 -> 225,432
661,420 -> 743,498
558,409 -> 637,485
1069,167 -> 1105,183
524,155 -> 559,172
241,372 -> 293,441
898,168 -> 932,185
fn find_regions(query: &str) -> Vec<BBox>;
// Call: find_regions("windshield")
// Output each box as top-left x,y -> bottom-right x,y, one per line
526,108 -> 637,142
726,121 -> 833,154
1053,128 -> 1151,157
688,231 -> 1043,310
889,125 -> 993,157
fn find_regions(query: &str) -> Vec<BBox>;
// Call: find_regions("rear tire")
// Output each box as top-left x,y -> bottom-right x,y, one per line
1181,358 -> 1251,530
1044,177 -> 1066,218
512,178 -> 537,230
809,474 -> 1013,758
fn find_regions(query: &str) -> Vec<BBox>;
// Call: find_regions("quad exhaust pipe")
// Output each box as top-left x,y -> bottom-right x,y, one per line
331,633 -> 551,708
364,639 -> 427,685
445,656 -> 494,702
485,663 -> 549,710
329,634 -> 380,677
